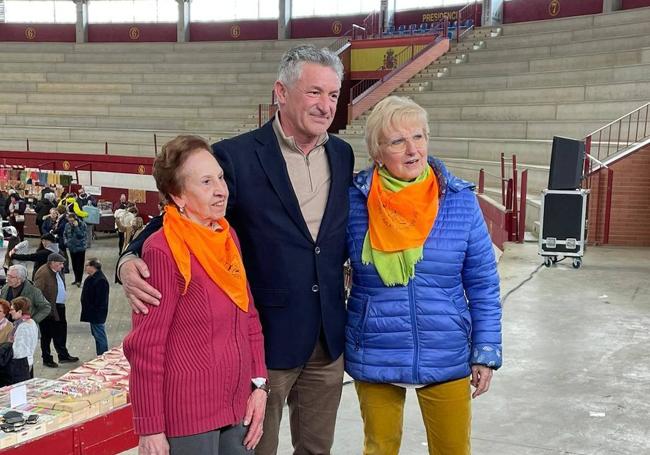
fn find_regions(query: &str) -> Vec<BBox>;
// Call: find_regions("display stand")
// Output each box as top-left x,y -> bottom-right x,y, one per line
0,404 -> 137,454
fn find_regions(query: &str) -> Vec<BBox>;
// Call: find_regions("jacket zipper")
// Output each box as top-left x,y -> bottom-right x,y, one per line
408,281 -> 419,383
354,296 -> 370,351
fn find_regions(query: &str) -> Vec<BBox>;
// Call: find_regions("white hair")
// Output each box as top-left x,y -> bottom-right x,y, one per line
278,45 -> 344,87
8,264 -> 28,283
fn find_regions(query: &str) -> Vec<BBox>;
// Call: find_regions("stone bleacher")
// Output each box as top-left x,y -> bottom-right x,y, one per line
338,6 -> 650,232
0,37 -> 330,156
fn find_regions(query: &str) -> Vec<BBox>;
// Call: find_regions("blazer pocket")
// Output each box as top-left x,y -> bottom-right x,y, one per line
251,288 -> 289,308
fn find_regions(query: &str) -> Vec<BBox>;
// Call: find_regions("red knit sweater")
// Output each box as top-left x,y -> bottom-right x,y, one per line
123,229 -> 266,437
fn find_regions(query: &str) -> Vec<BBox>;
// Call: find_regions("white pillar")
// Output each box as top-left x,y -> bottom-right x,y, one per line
73,0 -> 88,43
278,0 -> 291,40
482,0 -> 504,26
602,0 -> 622,13
177,0 -> 190,42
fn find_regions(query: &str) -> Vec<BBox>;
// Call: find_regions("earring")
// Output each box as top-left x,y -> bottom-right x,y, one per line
179,206 -> 185,214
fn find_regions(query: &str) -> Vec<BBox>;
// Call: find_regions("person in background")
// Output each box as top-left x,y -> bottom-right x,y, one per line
54,206 -> 70,273
123,135 -> 267,454
345,96 -> 502,455
10,233 -> 59,280
8,297 -> 39,383
0,265 -> 51,326
59,192 -> 88,219
2,226 -> 29,274
80,258 -> 110,356
0,300 -> 13,343
115,194 -> 129,252
41,207 -> 60,236
77,188 -> 95,208
33,253 -> 79,368
0,191 -> 7,220
64,213 -> 88,287
34,192 -> 57,235
8,193 -> 26,241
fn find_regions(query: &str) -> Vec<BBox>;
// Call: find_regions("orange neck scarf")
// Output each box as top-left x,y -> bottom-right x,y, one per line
163,205 -> 249,312
367,165 -> 439,252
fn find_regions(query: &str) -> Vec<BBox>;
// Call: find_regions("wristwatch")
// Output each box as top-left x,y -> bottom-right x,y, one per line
252,378 -> 271,395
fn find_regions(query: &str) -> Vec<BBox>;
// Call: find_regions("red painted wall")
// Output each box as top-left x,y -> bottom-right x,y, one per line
0,23 -> 75,42
503,0 -> 602,24
190,20 -> 276,41
291,14 -> 367,39
88,23 -> 176,42
621,0 -> 650,9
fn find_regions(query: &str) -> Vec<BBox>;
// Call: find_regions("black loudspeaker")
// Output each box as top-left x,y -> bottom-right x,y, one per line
548,136 -> 585,190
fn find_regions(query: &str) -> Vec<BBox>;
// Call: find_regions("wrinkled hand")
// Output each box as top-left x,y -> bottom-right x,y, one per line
121,258 -> 161,314
243,389 -> 268,450
471,365 -> 493,399
138,433 -> 169,455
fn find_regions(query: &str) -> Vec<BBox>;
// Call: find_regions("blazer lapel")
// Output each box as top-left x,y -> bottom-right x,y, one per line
316,140 -> 344,244
254,122 -> 313,242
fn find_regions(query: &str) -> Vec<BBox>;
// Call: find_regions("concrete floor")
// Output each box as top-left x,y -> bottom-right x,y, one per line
19,235 -> 649,454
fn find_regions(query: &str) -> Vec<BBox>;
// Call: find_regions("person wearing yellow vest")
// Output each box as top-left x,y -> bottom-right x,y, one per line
345,96 -> 502,455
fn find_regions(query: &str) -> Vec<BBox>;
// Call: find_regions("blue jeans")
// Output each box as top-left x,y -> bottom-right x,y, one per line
90,323 -> 108,355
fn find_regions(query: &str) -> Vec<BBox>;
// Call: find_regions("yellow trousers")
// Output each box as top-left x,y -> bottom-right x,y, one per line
354,377 -> 471,455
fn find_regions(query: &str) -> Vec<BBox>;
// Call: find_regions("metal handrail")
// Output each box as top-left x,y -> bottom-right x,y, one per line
455,0 -> 479,43
585,102 -> 650,139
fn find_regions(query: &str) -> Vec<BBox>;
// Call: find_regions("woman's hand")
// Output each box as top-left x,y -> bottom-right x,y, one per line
243,388 -> 268,450
138,433 -> 169,455
471,365 -> 493,399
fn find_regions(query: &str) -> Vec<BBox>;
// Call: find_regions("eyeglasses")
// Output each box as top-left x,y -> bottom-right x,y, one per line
381,133 -> 428,154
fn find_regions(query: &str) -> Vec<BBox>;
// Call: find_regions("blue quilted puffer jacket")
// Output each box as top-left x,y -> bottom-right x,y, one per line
345,158 -> 502,384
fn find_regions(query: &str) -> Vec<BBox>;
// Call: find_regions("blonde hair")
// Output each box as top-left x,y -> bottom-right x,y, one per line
364,96 -> 430,162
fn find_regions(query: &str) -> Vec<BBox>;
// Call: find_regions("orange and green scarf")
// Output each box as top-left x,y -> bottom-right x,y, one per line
163,205 -> 249,312
362,165 -> 439,286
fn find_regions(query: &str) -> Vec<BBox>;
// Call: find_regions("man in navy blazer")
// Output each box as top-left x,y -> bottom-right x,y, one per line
119,45 -> 354,454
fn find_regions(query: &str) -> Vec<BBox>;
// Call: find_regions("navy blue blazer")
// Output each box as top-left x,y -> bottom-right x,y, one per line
124,120 -> 354,369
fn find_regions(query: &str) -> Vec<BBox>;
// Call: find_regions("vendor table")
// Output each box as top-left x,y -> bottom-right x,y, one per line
0,404 -> 137,455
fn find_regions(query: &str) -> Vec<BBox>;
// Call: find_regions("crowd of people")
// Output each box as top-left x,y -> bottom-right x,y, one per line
115,44 -> 503,455
0,187 -> 117,383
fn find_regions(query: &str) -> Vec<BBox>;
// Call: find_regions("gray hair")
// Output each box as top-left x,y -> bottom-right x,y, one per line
278,45 -> 344,87
8,265 -> 28,283
44,192 -> 55,202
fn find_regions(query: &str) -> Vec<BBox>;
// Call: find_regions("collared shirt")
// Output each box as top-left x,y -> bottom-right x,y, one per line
272,114 -> 332,241
55,273 -> 66,304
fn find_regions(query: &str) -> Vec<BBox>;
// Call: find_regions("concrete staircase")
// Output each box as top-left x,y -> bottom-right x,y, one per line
0,38 -> 331,156
338,7 -> 650,233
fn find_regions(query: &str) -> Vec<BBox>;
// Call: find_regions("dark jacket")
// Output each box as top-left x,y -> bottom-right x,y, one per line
0,280 -> 51,324
124,119 -> 355,369
80,270 -> 109,324
64,220 -> 87,253
11,247 -> 51,280
34,199 -> 55,228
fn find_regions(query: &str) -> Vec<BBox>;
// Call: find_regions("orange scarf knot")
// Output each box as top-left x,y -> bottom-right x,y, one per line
163,205 -> 249,312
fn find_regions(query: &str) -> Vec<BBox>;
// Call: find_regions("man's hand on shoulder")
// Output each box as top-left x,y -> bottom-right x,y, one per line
121,258 -> 161,314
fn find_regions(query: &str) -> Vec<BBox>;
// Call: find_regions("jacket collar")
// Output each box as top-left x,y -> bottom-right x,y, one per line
353,156 -> 474,198
253,118 -> 345,244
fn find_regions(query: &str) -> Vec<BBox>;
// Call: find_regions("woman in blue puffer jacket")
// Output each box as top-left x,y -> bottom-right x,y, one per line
346,96 -> 502,455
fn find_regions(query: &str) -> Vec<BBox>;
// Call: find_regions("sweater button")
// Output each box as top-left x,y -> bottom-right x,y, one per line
311,285 -> 319,292
314,246 -> 321,255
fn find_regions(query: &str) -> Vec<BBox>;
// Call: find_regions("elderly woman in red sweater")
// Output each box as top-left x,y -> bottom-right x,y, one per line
123,135 -> 268,455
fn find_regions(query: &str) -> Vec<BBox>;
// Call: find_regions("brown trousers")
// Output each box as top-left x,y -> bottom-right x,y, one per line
256,339 -> 344,455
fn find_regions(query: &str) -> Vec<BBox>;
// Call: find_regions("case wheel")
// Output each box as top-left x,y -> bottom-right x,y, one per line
572,258 -> 582,269
543,257 -> 552,267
